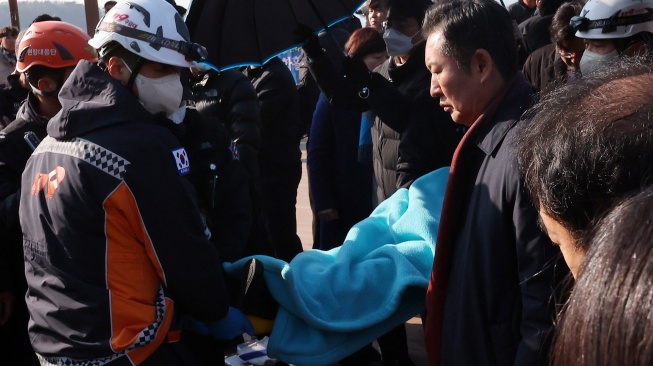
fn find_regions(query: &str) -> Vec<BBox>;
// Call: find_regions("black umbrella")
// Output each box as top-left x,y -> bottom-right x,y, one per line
185,0 -> 365,71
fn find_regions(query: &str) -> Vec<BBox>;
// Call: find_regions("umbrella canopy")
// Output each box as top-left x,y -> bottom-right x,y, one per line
185,0 -> 365,71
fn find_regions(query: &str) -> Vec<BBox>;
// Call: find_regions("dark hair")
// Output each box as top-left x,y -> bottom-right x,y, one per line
422,0 -> 518,82
31,14 -> 62,24
345,27 -> 387,58
366,0 -> 385,11
382,0 -> 433,26
550,1 -> 584,45
518,56 -> 653,249
98,41 -> 141,70
103,1 -> 117,11
552,186 -> 653,365
539,0 -> 570,16
164,0 -> 186,16
0,26 -> 18,38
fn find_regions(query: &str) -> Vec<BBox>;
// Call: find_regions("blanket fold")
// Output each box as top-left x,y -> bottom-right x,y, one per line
224,167 -> 449,365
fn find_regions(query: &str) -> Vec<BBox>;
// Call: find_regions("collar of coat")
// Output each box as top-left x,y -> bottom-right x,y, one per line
468,73 -> 536,157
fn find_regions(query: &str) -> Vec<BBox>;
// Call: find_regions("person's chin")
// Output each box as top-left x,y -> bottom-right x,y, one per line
452,112 -> 473,127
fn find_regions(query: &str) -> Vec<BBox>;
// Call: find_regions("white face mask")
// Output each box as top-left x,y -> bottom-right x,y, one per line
579,49 -> 619,76
133,73 -> 183,117
383,28 -> 419,57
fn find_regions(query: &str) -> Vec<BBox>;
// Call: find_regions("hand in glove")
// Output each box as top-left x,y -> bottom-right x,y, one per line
183,307 -> 255,340
293,23 -> 322,59
341,56 -> 373,98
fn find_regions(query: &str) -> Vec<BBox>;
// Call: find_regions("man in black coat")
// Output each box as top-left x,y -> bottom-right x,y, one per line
508,0 -> 537,25
519,0 -> 570,55
243,57 -> 304,263
191,68 -> 276,258
423,1 -> 566,365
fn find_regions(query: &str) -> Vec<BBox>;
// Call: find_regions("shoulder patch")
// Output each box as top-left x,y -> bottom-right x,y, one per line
172,148 -> 190,176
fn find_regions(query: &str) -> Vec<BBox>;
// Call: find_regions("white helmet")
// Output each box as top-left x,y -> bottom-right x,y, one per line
88,0 -> 206,67
572,0 -> 653,39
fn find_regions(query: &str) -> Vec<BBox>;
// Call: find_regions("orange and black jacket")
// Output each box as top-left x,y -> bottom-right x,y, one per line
20,61 -> 229,365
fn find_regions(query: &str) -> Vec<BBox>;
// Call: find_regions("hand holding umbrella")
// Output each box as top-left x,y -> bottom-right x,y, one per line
185,0 -> 365,72
293,23 -> 323,59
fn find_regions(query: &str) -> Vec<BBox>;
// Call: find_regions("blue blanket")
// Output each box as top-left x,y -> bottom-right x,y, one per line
224,167 -> 448,365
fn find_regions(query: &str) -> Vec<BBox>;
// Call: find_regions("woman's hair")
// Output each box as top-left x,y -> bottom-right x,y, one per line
344,27 -> 387,59
366,0 -> 384,11
552,185 -> 653,365
550,1 -> 585,45
518,56 -> 653,250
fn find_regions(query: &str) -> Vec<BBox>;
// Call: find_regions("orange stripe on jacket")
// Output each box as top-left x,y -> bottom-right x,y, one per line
127,298 -> 176,365
104,182 -> 173,358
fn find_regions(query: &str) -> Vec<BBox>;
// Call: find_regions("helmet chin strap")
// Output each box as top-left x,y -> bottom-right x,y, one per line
27,69 -> 67,98
29,83 -> 58,98
126,56 -> 147,90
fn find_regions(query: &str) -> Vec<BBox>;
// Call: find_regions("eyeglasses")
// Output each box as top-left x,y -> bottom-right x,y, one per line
559,50 -> 584,60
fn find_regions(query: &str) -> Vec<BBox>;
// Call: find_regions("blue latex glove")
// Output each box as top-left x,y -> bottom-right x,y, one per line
208,307 -> 255,339
183,307 -> 255,340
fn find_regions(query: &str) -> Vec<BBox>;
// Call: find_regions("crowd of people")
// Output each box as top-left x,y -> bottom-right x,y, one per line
1,0 -> 653,364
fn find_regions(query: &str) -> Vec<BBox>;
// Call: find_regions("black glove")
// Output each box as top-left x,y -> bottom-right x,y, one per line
341,56 -> 372,97
183,307 -> 255,340
293,23 -> 322,59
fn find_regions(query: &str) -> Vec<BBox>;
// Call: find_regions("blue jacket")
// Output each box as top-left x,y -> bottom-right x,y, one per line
308,93 -> 374,249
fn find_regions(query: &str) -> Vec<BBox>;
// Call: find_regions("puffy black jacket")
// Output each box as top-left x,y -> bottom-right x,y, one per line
192,69 -> 261,182
158,108 -> 252,263
243,58 -> 303,158
367,44 -> 465,201
242,57 -> 304,262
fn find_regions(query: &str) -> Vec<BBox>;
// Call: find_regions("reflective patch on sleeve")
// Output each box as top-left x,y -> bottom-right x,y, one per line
172,148 -> 190,176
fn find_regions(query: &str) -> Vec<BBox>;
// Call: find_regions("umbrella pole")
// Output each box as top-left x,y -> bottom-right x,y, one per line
304,0 -> 348,56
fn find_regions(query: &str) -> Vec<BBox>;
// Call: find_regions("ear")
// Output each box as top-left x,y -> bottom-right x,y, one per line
107,56 -> 129,80
471,49 -> 494,84
36,77 -> 58,94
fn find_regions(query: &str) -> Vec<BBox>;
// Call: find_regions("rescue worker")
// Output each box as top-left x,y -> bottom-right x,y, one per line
572,0 -> 653,75
0,20 -> 98,366
20,1 -> 252,364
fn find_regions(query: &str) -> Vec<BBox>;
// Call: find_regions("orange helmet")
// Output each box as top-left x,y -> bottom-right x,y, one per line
16,21 -> 98,73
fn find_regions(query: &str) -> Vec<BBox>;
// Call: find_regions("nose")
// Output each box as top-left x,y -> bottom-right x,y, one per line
430,75 -> 442,98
